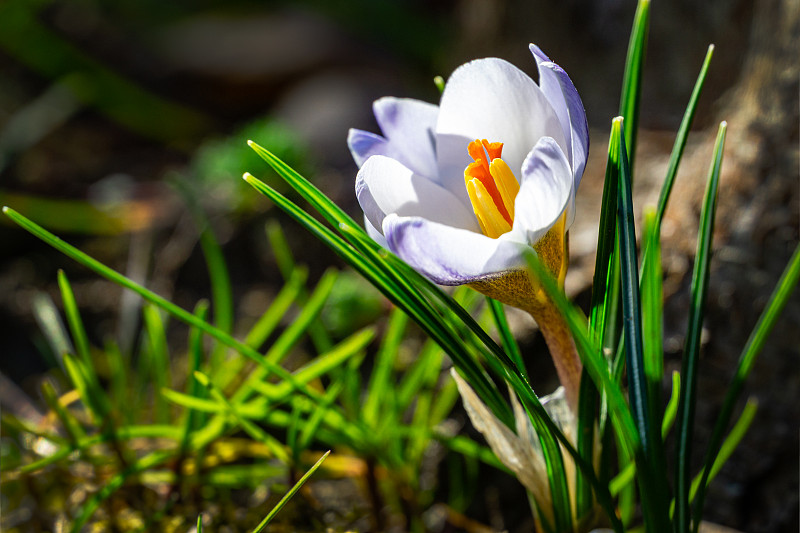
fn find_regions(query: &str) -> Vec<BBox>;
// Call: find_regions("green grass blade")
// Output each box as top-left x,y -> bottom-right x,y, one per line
248,141 -> 368,242
656,45 -> 715,229
40,380 -> 86,444
1,206 -> 329,405
250,450 -> 330,533
193,370 -> 290,462
618,0 -> 650,168
249,328 -> 374,401
641,208 -> 664,430
689,398 -> 757,504
363,307 -> 407,425
610,371 -> 680,497
142,304 -> 171,423
615,117 -> 670,531
590,105 -> 622,344
675,121 -> 727,533
487,298 -> 527,380
178,300 -> 209,460
241,173 -> 511,424
243,269 -> 307,349
691,241 -> 800,530
57,270 -> 92,369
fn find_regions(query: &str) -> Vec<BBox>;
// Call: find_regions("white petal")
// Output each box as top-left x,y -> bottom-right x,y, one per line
347,97 -> 439,178
363,213 -> 388,245
356,155 -> 478,233
435,58 -> 568,198
382,214 -> 528,285
504,137 -> 574,244
530,44 -> 589,189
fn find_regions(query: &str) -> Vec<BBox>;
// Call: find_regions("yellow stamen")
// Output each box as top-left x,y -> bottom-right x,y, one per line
489,158 -> 520,220
466,178 -> 512,238
464,139 -> 520,238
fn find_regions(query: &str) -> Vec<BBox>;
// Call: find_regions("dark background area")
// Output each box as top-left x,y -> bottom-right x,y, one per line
1,0 -> 797,531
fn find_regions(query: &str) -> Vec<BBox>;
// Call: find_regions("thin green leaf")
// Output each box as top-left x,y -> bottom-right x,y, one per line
691,241 -> 800,531
250,450 -> 330,533
656,45 -> 715,229
363,307 -> 407,425
57,270 -> 92,369
616,116 -> 670,531
487,298 -> 527,381
675,121 -> 727,533
1,207 -> 329,405
641,208 -> 664,428
142,304 -> 171,423
618,0 -> 650,167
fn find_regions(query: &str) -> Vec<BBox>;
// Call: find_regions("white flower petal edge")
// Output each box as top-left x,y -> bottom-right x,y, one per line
347,97 -> 439,179
507,136 -> 574,242
355,155 -> 479,233
383,215 -> 529,285
434,57 -> 568,200
530,44 -> 589,191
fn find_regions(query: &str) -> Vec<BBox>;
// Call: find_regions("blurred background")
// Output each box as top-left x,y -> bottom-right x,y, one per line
1,0 -> 797,531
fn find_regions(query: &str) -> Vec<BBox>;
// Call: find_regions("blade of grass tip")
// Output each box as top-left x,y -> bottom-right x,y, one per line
616,117 -> 671,531
656,45 -> 715,230
618,0 -> 650,168
688,398 -> 758,504
143,304 -> 171,424
57,270 -> 92,371
641,208 -> 664,429
248,141 -> 375,252
487,298 -> 527,381
250,450 -> 331,533
675,121 -> 727,533
1,207 -> 330,405
691,241 -> 800,531
590,111 -> 621,342
197,514 -> 203,533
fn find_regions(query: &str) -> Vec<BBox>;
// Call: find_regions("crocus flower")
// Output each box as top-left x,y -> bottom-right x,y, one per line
348,44 -> 587,286
348,45 -> 588,407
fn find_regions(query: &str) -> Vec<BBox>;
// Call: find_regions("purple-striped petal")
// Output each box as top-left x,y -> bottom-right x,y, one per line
383,214 -> 530,285
347,97 -> 439,179
529,44 -> 589,188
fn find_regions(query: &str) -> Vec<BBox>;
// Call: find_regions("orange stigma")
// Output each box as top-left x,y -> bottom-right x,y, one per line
464,139 -> 520,238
